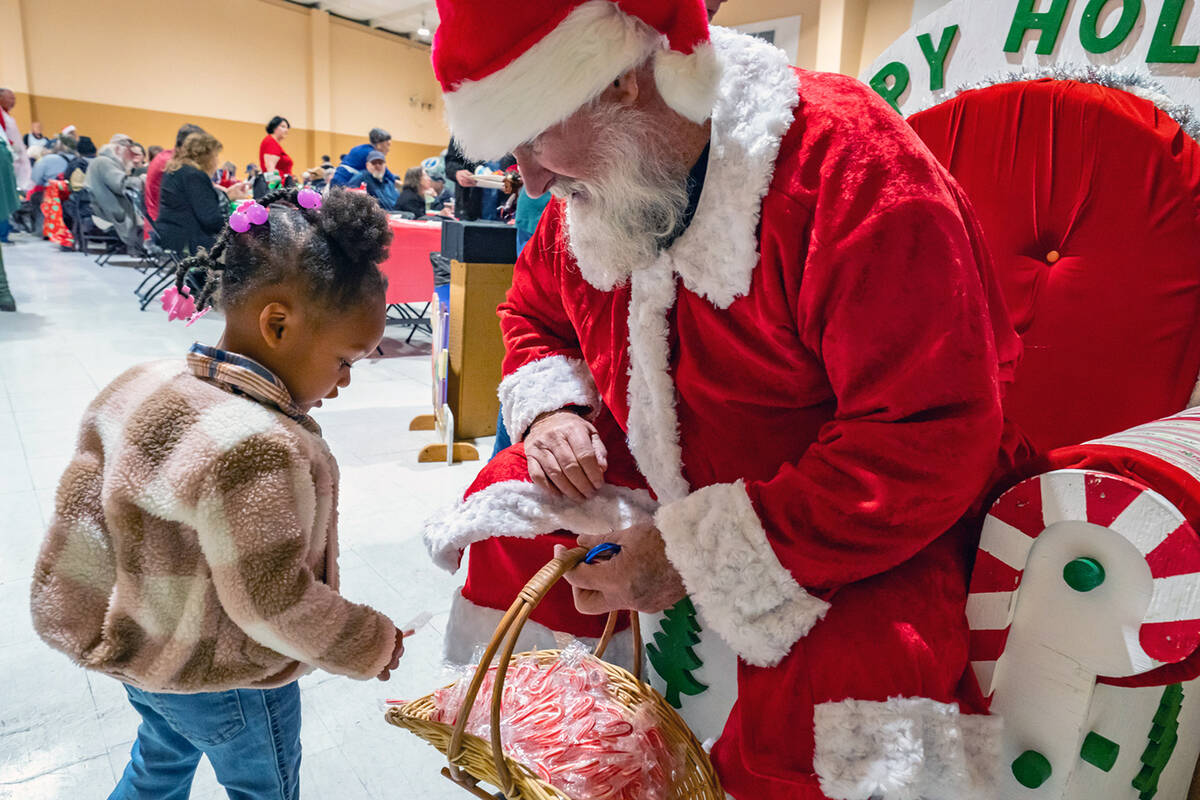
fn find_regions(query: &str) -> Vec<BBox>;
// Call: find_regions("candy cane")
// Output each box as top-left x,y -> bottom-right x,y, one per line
967,468 -> 1200,798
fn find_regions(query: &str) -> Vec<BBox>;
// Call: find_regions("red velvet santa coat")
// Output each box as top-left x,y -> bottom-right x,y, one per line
425,28 -> 1022,800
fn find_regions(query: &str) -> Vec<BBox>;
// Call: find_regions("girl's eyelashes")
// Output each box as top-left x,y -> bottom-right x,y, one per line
340,359 -> 353,370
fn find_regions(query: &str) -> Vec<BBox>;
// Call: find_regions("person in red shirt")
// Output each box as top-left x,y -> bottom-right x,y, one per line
145,124 -> 205,233
259,116 -> 293,180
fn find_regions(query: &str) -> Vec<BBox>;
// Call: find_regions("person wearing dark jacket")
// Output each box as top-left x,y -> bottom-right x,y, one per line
394,167 -> 428,218
445,137 -> 515,221
444,136 -> 482,221
157,132 -> 248,253
347,149 -> 400,211
331,128 -> 396,187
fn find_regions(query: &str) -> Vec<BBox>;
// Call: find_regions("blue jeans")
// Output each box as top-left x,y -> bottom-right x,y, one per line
110,681 -> 301,800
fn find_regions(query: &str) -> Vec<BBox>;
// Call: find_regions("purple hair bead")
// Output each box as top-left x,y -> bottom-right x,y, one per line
297,187 -> 322,209
246,202 -> 269,225
229,211 -> 250,233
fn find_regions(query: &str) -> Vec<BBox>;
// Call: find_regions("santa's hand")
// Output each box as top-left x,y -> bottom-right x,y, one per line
557,526 -> 686,614
525,410 -> 607,502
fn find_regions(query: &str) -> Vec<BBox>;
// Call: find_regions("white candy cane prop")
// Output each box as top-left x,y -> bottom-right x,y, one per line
968,411 -> 1200,798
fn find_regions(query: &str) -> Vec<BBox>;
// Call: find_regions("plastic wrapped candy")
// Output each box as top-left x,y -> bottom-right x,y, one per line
432,642 -> 681,800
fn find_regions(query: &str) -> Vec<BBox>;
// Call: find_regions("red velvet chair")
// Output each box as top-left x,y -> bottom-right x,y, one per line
910,78 -> 1200,800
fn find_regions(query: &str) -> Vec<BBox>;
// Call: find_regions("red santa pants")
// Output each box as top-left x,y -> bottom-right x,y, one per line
711,528 -> 976,799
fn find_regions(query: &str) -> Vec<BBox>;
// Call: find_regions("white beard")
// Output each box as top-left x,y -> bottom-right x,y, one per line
553,107 -> 691,291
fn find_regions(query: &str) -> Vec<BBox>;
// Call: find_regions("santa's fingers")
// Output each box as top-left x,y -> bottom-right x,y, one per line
530,444 -> 589,501
527,456 -> 555,495
562,423 -> 605,490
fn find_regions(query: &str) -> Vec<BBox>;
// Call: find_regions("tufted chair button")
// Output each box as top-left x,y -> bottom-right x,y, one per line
1046,250 -> 1061,264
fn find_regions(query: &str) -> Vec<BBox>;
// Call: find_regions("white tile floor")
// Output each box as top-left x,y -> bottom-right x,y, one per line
0,236 -> 492,799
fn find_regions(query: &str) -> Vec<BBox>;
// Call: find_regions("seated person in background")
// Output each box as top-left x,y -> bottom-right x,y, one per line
394,167 -> 429,218
157,132 -> 249,254
84,133 -> 143,251
30,139 -> 71,189
146,124 -> 205,233
245,162 -> 260,182
129,143 -> 148,177
66,136 -> 96,192
346,150 -> 400,211
24,121 -> 49,155
216,161 -> 239,188
332,128 -> 396,187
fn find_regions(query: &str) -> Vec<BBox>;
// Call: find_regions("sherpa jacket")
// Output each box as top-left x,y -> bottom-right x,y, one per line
30,351 -> 397,692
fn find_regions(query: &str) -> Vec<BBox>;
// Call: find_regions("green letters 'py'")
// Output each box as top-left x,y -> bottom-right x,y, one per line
917,25 -> 960,91
869,62 -> 910,112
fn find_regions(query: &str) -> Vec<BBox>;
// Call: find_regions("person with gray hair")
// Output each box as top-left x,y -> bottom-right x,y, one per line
84,133 -> 143,252
331,128 -> 397,186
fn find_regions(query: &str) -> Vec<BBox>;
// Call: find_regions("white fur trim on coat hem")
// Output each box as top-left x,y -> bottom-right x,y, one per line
813,697 -> 1001,800
498,355 -> 601,443
655,480 -> 830,667
422,479 -> 657,573
443,590 -> 638,672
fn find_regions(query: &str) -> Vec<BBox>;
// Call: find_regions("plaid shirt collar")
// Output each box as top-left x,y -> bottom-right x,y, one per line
187,343 -> 320,434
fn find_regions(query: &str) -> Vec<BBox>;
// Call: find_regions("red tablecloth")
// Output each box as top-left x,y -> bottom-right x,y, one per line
380,217 -> 441,305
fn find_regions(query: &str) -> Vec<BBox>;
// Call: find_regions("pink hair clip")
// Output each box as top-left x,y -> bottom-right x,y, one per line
161,284 -> 196,322
161,284 -> 211,326
230,200 -> 269,233
297,187 -> 322,209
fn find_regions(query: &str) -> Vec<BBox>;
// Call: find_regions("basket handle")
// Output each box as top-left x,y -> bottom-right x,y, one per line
444,546 -> 643,797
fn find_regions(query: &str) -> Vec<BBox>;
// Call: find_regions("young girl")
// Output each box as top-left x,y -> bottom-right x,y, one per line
31,188 -> 405,800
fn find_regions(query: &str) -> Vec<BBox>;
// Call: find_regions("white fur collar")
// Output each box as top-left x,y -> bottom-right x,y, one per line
624,28 -> 799,502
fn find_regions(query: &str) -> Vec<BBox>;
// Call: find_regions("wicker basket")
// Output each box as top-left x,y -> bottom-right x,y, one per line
386,546 -> 723,800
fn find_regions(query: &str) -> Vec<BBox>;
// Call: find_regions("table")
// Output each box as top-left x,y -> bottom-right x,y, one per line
380,217 -> 442,305
379,217 -> 442,340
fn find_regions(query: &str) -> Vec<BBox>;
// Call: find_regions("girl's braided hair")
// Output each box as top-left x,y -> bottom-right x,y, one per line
174,187 -> 392,316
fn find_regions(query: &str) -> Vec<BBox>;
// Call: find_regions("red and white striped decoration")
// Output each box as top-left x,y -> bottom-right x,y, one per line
968,468 -> 1200,699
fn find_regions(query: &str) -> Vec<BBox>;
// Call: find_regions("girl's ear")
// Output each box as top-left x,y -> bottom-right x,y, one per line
258,301 -> 292,348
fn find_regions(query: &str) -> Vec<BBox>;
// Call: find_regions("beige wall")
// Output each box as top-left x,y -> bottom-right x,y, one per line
711,0 -> 913,74
1,0 -> 446,172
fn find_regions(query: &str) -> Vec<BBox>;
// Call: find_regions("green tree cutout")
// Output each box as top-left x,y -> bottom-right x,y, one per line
646,597 -> 708,708
1132,683 -> 1184,799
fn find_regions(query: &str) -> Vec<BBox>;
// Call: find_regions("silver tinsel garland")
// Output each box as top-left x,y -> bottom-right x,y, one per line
915,63 -> 1200,144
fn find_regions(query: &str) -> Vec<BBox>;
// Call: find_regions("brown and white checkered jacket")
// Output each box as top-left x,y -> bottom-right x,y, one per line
31,353 -> 397,692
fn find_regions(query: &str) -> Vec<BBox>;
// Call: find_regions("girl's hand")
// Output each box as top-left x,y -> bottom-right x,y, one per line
376,627 -> 412,681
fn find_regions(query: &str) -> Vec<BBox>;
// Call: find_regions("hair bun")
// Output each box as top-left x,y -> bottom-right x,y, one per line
313,188 -> 393,268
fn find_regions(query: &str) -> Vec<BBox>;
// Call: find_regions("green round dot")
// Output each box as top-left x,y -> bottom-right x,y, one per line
1012,749 -> 1053,788
1063,557 -> 1106,592
1080,731 -> 1119,772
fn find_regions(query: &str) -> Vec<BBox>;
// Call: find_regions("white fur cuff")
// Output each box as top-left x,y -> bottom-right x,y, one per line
655,480 -> 830,667
813,697 -> 1001,800
422,479 -> 657,573
498,355 -> 601,442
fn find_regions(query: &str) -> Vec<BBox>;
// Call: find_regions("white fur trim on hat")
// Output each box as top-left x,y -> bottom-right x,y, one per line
655,480 -> 830,667
813,697 -> 1001,800
443,1 -> 718,160
497,355 -> 601,443
443,589 -> 638,671
422,478 -> 657,573
654,41 -> 721,128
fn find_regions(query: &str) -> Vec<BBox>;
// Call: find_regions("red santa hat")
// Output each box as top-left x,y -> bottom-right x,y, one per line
432,0 -> 720,159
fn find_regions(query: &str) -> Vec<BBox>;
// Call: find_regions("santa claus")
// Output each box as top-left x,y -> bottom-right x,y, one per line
423,1 -> 1025,797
